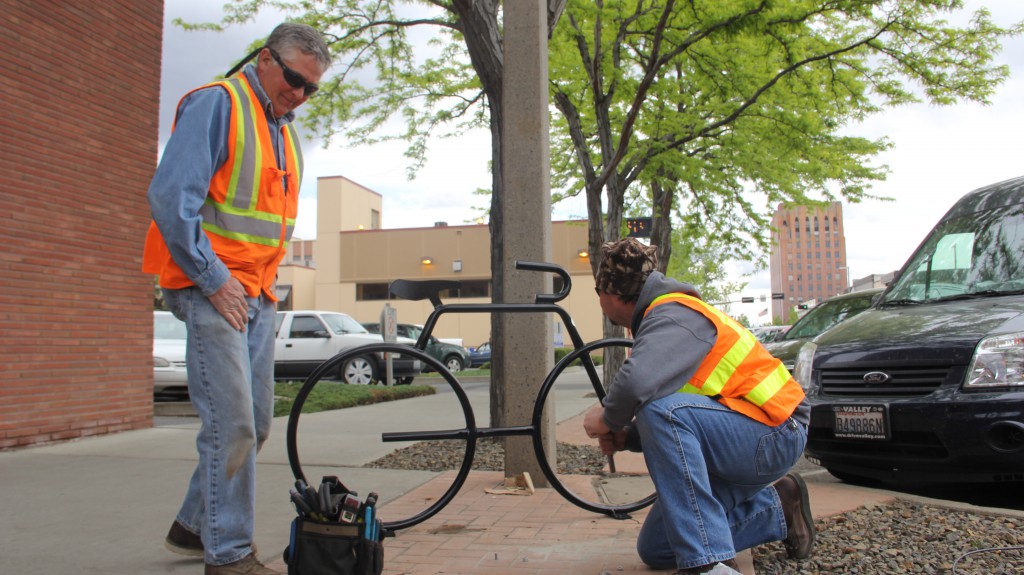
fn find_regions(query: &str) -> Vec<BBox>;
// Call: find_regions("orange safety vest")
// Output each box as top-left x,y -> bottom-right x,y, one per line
142,74 -> 302,300
644,293 -> 805,427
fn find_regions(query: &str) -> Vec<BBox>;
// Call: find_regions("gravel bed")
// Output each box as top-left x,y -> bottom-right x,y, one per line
364,437 -> 607,475
754,499 -> 1024,574
366,440 -> 1024,574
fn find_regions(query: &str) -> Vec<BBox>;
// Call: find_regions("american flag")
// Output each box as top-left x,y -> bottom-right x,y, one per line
759,308 -> 768,317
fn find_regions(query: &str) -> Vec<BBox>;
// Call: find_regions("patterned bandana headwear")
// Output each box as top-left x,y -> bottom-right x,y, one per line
596,238 -> 659,298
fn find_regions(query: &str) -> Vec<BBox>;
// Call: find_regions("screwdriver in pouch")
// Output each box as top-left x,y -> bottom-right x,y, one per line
289,489 -> 314,517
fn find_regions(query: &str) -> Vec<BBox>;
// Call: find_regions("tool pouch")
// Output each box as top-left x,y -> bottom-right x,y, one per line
283,517 -> 382,575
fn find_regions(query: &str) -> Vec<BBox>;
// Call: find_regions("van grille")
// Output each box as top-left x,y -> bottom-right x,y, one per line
820,364 -> 951,397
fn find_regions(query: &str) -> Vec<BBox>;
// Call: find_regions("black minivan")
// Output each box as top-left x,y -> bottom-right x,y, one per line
795,176 -> 1024,484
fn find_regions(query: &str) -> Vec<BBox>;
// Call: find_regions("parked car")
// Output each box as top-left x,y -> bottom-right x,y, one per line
153,311 -> 189,400
274,311 -> 423,385
751,325 -> 789,343
363,322 -> 471,373
795,175 -> 1024,485
467,342 -> 491,367
765,288 -> 883,372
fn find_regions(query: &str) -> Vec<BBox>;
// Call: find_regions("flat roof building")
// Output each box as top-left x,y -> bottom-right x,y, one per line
276,176 -> 603,348
769,202 -> 850,322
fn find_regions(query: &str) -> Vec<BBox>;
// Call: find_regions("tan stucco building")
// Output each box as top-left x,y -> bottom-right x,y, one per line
276,176 -> 604,348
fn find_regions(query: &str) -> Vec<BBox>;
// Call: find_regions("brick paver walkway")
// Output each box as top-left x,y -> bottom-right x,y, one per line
267,412 -> 889,574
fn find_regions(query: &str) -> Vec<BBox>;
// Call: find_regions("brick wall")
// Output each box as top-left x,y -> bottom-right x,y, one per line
0,1 -> 163,448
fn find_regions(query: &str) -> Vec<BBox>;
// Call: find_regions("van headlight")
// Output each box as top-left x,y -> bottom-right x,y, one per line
154,356 -> 171,368
793,342 -> 816,390
966,332 -> 1024,388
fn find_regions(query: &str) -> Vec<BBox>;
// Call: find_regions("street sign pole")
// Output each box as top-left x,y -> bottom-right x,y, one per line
381,304 -> 397,386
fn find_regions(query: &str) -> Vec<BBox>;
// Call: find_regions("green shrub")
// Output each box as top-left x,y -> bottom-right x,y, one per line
273,381 -> 436,417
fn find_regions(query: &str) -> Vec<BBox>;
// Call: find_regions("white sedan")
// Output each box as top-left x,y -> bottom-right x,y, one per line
153,311 -> 189,400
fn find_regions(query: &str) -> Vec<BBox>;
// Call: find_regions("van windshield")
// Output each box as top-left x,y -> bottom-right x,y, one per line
882,205 -> 1024,305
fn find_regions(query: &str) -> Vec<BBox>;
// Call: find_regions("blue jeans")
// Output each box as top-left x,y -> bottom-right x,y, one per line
634,393 -> 807,570
164,287 -> 277,565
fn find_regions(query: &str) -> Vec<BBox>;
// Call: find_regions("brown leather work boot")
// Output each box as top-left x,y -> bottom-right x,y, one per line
204,552 -> 278,575
165,520 -> 203,557
674,558 -> 740,574
775,472 -> 816,559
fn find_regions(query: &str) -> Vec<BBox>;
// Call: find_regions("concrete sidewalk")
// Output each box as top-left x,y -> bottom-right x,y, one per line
0,373 -> 978,575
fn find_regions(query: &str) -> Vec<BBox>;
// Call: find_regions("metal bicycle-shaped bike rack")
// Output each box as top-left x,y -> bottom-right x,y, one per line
285,261 -> 656,533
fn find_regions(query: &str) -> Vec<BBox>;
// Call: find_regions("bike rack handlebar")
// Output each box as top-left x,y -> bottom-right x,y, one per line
513,260 -> 571,304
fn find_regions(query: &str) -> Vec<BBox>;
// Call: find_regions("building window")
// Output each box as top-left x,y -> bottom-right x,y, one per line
357,283 -> 391,301
457,280 -> 491,298
371,209 -> 381,230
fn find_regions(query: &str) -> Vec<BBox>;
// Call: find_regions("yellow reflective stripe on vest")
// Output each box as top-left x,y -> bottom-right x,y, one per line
284,123 -> 302,185
745,362 -> 793,407
652,293 -> 754,396
700,329 -> 757,395
198,201 -> 295,247
648,293 -> 761,397
220,78 -> 262,211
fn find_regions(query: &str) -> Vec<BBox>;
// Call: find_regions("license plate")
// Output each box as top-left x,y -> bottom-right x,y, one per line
832,404 -> 888,440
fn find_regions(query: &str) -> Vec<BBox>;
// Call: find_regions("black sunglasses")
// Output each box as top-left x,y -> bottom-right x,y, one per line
268,48 -> 319,97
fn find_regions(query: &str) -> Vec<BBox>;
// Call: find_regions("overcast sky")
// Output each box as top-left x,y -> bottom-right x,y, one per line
159,1 -> 1024,320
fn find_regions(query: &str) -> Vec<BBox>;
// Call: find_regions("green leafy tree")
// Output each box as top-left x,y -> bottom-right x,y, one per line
787,308 -> 800,324
551,0 -> 1018,254
663,220 -> 744,305
548,0 -> 1019,337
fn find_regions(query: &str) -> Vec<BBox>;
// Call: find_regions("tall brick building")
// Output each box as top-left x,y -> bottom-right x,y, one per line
0,1 -> 162,448
768,202 -> 850,322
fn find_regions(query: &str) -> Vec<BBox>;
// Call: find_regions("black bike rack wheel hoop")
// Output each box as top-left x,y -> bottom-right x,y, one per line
285,343 -> 478,532
531,337 -> 657,517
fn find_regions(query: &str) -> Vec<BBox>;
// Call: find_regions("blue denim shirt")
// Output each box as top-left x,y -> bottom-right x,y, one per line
147,64 -> 296,296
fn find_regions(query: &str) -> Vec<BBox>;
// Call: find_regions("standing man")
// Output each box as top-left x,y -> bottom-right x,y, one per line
583,238 -> 815,575
143,23 -> 330,575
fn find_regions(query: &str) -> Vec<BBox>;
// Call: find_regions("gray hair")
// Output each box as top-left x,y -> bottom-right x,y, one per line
267,22 -> 331,73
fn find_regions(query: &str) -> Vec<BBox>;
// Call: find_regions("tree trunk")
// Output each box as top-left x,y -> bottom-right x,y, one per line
650,178 -> 674,273
450,0 -> 508,427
